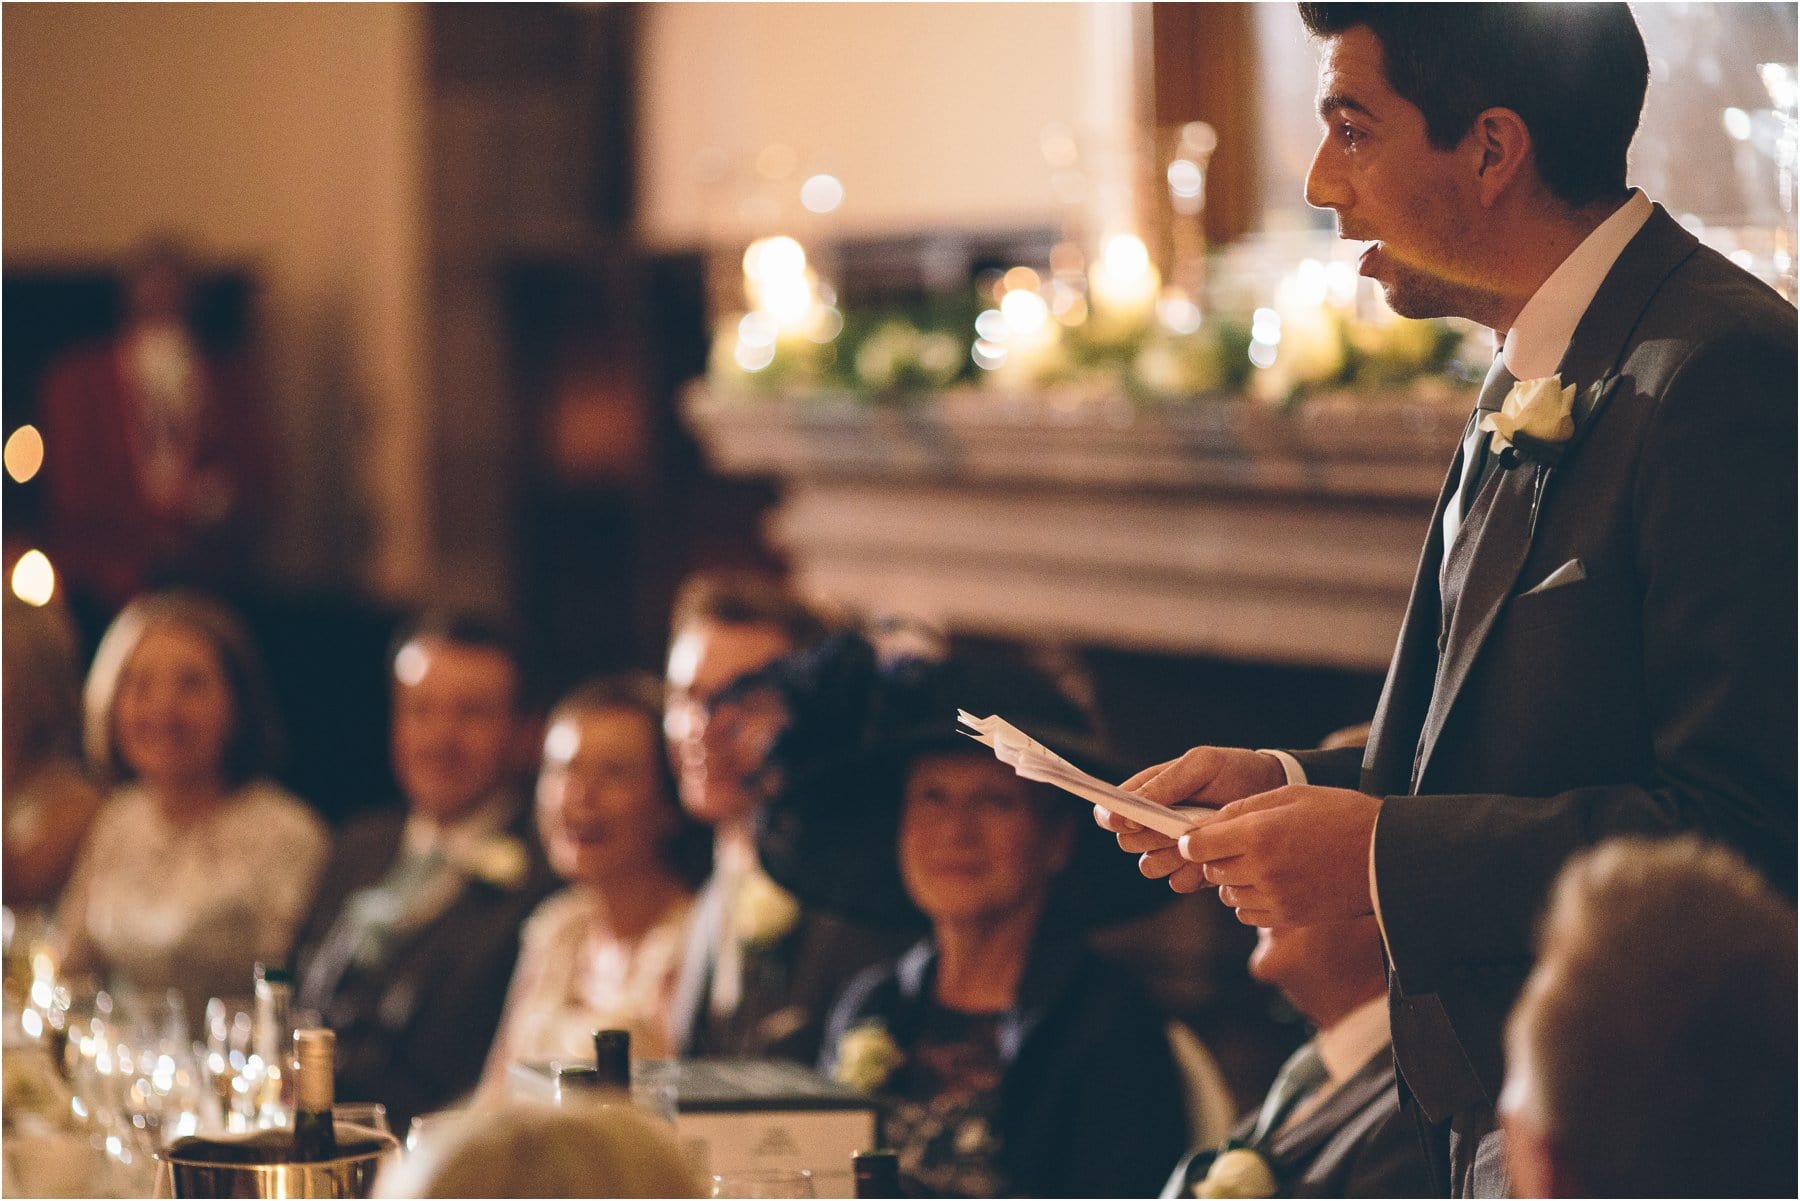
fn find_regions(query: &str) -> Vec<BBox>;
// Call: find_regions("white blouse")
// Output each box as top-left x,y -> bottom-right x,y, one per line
54,780 -> 327,1019
486,887 -> 693,1082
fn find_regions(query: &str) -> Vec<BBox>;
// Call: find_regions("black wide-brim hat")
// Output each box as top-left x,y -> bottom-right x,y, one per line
753,639 -> 1176,932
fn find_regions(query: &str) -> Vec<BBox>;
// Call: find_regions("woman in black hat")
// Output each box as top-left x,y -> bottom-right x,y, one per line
756,639 -> 1192,1198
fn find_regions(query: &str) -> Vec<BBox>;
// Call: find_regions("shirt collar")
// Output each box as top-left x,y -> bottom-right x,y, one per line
1501,189 -> 1653,381
403,791 -> 517,862
1315,994 -> 1391,1086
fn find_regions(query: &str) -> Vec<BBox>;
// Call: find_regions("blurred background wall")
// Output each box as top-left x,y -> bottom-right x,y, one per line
5,2 -> 432,599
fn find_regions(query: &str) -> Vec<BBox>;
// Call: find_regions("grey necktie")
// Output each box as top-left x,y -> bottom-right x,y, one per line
1442,355 -> 1517,554
1247,1040 -> 1330,1146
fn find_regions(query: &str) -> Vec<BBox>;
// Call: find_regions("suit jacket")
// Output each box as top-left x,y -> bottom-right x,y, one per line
293,804 -> 557,1129
1163,1047 -> 1433,1198
669,866 -> 910,1064
822,928 -> 1191,1200
1292,206 -> 1798,1126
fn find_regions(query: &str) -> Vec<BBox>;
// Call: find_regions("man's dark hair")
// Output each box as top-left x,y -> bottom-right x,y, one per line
1297,3 -> 1648,208
390,609 -> 525,704
667,570 -> 827,648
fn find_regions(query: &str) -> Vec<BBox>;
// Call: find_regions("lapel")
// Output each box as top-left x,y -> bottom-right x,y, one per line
1360,435 -> 1464,795
1266,1047 -> 1393,1164
299,815 -> 407,1008
1411,206 -> 1699,788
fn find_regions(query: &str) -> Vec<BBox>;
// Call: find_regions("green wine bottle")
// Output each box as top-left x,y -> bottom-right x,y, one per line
289,1028 -> 338,1161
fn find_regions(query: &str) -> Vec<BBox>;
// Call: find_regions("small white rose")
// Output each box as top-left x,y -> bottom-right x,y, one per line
1480,374 -> 1577,453
455,835 -> 530,890
1195,1147 -> 1279,1199
833,1022 -> 905,1093
732,870 -> 802,948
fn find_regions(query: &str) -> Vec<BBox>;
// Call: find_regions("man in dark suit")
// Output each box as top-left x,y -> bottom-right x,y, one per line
662,572 -> 907,1062
1100,5 -> 1796,1196
1164,917 -> 1430,1198
295,613 -> 555,1129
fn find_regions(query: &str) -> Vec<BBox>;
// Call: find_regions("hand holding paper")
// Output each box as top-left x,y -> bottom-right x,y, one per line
956,710 -> 1213,839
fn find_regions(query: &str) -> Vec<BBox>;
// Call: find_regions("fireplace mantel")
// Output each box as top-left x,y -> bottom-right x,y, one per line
683,385 -> 1466,671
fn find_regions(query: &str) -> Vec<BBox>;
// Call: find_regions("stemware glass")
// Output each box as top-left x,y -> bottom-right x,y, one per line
334,1101 -> 392,1135
709,1168 -> 817,1198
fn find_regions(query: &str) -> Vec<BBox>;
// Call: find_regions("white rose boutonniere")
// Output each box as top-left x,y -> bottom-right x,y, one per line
1194,1146 -> 1279,1199
732,870 -> 801,949
452,834 -> 531,890
833,1021 -> 905,1094
1480,374 -> 1578,465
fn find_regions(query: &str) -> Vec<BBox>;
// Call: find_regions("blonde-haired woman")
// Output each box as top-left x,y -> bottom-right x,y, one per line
55,591 -> 326,1019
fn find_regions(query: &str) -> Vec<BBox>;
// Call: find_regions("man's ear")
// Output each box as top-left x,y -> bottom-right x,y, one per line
1468,106 -> 1533,207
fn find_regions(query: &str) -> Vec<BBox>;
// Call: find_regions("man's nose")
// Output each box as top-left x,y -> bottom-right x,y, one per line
559,778 -> 598,816
1303,137 -> 1347,213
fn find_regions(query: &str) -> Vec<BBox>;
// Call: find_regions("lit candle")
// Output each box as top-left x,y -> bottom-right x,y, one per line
1087,233 -> 1160,342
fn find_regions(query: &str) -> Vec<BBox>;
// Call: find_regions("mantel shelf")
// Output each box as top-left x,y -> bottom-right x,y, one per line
683,384 -> 1466,671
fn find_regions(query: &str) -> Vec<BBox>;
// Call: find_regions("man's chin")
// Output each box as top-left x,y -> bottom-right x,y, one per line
1373,272 -> 1453,321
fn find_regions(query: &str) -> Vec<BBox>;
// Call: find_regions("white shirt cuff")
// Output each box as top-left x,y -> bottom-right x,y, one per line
1257,748 -> 1308,787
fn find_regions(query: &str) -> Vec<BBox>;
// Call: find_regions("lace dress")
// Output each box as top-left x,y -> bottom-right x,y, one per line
53,780 -> 327,1022
882,1001 -> 1009,1198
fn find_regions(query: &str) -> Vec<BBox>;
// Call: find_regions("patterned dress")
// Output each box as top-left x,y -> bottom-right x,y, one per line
54,780 -> 326,1025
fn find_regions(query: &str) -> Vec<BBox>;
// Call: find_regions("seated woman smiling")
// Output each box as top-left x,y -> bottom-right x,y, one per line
55,590 -> 325,1022
482,675 -> 708,1088
758,644 -> 1191,1199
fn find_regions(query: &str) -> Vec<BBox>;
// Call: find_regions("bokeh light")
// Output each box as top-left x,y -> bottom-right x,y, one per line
4,425 -> 45,483
11,550 -> 56,607
799,174 -> 844,214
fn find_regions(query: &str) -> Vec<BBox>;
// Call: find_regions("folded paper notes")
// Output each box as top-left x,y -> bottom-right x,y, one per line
956,710 -> 1213,839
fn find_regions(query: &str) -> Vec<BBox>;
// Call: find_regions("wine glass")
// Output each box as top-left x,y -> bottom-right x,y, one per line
334,1101 -> 391,1135
630,1058 -> 680,1126
709,1168 -> 817,1198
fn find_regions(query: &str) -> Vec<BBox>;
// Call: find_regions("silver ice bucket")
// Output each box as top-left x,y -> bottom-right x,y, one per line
155,1122 -> 400,1199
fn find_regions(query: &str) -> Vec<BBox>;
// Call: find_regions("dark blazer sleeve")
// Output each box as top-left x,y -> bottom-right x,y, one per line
1284,746 -> 1365,790
1376,326 -> 1798,997
1002,963 -> 1192,1200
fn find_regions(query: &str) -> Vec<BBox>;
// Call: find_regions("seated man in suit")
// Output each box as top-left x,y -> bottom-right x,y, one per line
296,612 -> 555,1129
1500,837 -> 1797,1199
1164,914 -> 1431,1198
663,572 -> 908,1063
